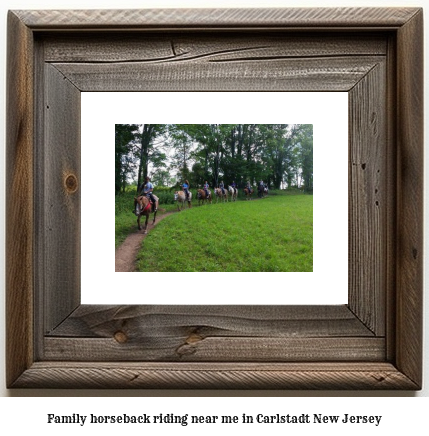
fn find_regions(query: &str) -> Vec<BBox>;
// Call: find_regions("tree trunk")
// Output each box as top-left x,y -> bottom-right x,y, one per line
137,124 -> 154,193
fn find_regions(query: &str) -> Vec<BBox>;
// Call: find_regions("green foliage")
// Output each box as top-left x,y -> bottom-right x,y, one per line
295,124 -> 313,192
115,188 -> 138,247
136,194 -> 313,272
115,124 -> 140,194
116,124 -> 313,195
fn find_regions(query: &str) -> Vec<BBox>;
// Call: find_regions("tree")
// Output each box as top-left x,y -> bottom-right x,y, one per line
135,124 -> 167,192
115,124 -> 139,193
295,124 -> 313,192
151,168 -> 174,187
167,125 -> 195,183
115,123 -> 313,193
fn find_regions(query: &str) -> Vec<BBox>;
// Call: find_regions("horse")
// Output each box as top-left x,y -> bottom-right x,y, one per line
228,185 -> 238,202
174,190 -> 192,211
258,184 -> 266,198
197,189 -> 212,206
214,187 -> 228,203
133,194 -> 159,233
243,187 -> 253,200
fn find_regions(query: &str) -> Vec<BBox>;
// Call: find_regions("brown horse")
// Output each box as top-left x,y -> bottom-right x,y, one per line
197,189 -> 212,206
174,190 -> 192,211
214,188 -> 228,203
133,195 -> 159,233
244,187 -> 253,200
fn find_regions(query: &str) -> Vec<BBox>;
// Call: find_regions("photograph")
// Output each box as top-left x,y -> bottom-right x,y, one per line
115,124 -> 313,273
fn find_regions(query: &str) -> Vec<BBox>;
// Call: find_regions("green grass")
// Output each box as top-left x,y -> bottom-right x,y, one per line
115,185 -> 280,248
115,189 -> 137,248
135,193 -> 313,272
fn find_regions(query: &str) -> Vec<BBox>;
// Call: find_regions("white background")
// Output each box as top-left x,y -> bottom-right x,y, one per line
82,92 -> 348,305
0,0 -> 428,426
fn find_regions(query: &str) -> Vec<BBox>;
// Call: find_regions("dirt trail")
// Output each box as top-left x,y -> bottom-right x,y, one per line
115,196 -> 265,272
115,211 -> 174,272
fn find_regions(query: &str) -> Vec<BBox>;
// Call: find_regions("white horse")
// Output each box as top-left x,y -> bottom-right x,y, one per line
174,190 -> 192,211
228,185 -> 238,201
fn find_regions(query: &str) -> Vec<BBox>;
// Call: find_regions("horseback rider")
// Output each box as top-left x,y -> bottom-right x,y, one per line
258,180 -> 264,196
141,176 -> 157,212
219,180 -> 225,195
246,180 -> 252,194
182,179 -> 190,200
231,180 -> 237,195
203,181 -> 210,199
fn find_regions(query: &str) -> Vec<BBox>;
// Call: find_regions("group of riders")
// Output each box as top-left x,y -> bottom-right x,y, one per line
180,179 -> 268,201
137,175 -> 268,212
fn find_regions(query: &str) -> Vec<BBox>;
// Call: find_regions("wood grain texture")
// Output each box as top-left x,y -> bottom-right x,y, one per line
44,305 -> 380,362
42,33 -> 388,63
11,362 -> 419,390
52,56 -> 384,92
43,64 -> 81,333
385,34 -> 398,363
348,62 -> 386,335
6,7 -> 423,390
6,11 -> 35,388
44,337 -> 385,362
395,9 -> 423,388
14,8 -> 420,29
47,305 -> 375,338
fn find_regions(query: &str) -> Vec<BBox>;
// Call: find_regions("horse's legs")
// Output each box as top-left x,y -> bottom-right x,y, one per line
144,215 -> 149,233
137,215 -> 141,230
152,200 -> 158,224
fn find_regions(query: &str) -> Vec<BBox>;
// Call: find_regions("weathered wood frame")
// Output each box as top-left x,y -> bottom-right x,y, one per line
6,8 -> 423,389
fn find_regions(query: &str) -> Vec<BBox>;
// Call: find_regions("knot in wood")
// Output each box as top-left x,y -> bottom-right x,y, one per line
114,331 -> 128,343
64,174 -> 78,193
186,333 -> 203,344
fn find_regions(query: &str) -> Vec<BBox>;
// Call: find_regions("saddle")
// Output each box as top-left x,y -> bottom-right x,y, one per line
137,196 -> 153,213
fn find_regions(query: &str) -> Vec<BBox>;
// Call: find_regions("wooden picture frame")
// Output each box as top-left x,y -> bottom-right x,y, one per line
6,7 -> 423,389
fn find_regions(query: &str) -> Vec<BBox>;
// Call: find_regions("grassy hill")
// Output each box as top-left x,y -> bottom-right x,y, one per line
135,193 -> 312,272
